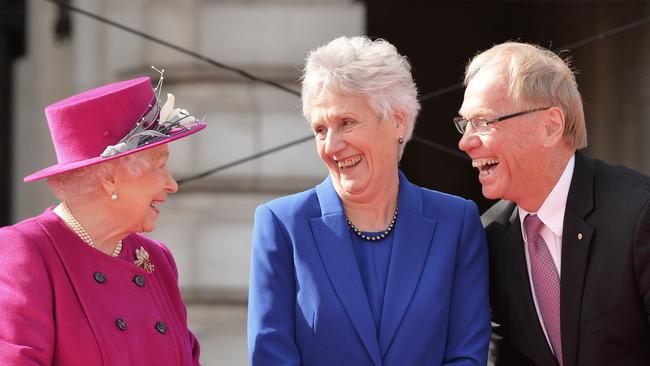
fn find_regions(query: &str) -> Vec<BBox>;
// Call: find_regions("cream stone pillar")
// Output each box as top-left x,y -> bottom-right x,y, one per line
12,0 -> 75,220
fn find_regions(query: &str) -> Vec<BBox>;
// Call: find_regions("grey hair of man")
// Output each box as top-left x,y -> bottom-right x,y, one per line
47,150 -> 153,201
301,36 -> 421,160
464,41 -> 587,150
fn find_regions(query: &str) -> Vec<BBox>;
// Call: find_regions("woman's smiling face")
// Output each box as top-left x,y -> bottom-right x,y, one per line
112,144 -> 178,233
309,91 -> 405,205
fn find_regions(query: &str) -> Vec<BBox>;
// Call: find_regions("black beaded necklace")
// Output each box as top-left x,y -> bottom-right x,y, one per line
345,207 -> 398,242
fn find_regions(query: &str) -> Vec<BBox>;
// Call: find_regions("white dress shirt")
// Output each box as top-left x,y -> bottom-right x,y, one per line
517,154 -> 575,353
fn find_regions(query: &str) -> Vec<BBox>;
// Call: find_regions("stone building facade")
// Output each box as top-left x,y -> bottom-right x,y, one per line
12,0 -> 364,364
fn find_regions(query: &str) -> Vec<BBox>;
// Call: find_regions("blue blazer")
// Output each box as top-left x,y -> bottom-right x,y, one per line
248,172 -> 490,365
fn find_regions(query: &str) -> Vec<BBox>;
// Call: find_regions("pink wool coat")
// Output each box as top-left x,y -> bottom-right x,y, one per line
0,208 -> 201,365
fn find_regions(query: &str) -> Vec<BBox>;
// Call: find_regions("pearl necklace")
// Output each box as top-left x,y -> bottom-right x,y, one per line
59,202 -> 123,257
345,207 -> 398,241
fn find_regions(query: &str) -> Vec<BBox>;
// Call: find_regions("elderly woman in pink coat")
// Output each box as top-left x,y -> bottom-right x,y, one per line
0,73 -> 205,365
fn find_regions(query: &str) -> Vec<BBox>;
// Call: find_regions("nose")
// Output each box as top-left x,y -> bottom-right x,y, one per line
165,169 -> 179,194
458,125 -> 481,153
323,129 -> 344,157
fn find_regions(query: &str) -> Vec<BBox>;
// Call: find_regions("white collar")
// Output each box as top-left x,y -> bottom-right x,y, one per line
518,154 -> 575,236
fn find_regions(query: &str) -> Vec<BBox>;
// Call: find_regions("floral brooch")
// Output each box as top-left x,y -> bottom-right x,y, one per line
134,246 -> 155,273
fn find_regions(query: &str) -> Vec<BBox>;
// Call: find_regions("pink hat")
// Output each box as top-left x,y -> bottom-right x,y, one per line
24,76 -> 206,182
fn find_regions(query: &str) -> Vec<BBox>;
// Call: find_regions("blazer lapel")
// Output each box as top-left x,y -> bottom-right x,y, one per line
560,152 -> 595,366
309,176 -> 382,366
378,172 -> 436,357
502,208 -> 558,365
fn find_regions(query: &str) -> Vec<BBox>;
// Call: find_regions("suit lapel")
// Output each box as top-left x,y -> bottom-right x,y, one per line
502,207 -> 558,365
378,174 -> 436,356
310,177 -> 382,366
560,152 -> 595,366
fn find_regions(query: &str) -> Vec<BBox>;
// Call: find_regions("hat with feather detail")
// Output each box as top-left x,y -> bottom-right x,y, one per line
24,75 -> 206,182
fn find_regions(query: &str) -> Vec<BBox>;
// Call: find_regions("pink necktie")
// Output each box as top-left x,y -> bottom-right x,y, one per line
524,214 -> 563,365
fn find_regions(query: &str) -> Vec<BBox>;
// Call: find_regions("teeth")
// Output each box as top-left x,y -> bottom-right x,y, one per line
337,155 -> 363,169
472,159 -> 499,168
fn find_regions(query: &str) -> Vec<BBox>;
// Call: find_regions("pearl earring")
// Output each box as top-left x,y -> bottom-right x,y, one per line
111,192 -> 118,201
398,136 -> 404,144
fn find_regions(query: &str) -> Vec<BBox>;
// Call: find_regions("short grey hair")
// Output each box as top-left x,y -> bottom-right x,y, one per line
47,150 -> 153,201
301,36 -> 421,158
465,41 -> 587,149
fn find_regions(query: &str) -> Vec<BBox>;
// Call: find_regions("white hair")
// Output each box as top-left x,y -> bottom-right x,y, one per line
47,150 -> 153,201
465,42 -> 587,149
301,36 -> 421,159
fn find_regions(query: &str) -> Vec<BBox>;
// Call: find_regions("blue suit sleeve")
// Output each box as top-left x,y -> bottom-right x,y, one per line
443,200 -> 491,365
248,204 -> 301,366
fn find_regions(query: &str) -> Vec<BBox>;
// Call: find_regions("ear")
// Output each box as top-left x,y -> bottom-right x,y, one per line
392,109 -> 408,136
99,171 -> 117,198
541,107 -> 565,148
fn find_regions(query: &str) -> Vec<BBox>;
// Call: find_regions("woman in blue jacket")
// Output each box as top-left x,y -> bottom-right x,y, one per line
248,36 -> 490,366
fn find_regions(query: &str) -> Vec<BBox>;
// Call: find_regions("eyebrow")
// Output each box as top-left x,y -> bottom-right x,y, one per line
310,112 -> 359,125
157,150 -> 170,161
458,107 -> 496,119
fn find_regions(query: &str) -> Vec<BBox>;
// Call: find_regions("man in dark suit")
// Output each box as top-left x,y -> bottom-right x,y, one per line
454,41 -> 650,366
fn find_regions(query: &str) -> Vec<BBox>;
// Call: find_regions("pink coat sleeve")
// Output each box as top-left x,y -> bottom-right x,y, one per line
0,226 -> 55,365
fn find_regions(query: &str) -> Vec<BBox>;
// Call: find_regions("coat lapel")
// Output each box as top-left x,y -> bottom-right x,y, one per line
309,176 -> 382,366
378,172 -> 436,357
560,152 -> 595,366
502,207 -> 558,365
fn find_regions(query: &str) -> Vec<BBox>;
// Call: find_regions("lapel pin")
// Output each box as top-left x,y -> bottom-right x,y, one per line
134,246 -> 155,273
577,233 -> 583,240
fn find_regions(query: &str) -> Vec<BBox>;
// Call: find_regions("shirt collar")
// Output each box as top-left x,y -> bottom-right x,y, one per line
518,154 -> 575,237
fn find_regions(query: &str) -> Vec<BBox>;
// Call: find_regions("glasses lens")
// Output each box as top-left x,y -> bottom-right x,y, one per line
453,117 -> 467,134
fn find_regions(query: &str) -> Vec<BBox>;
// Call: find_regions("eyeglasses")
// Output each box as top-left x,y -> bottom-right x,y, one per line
453,107 -> 551,134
